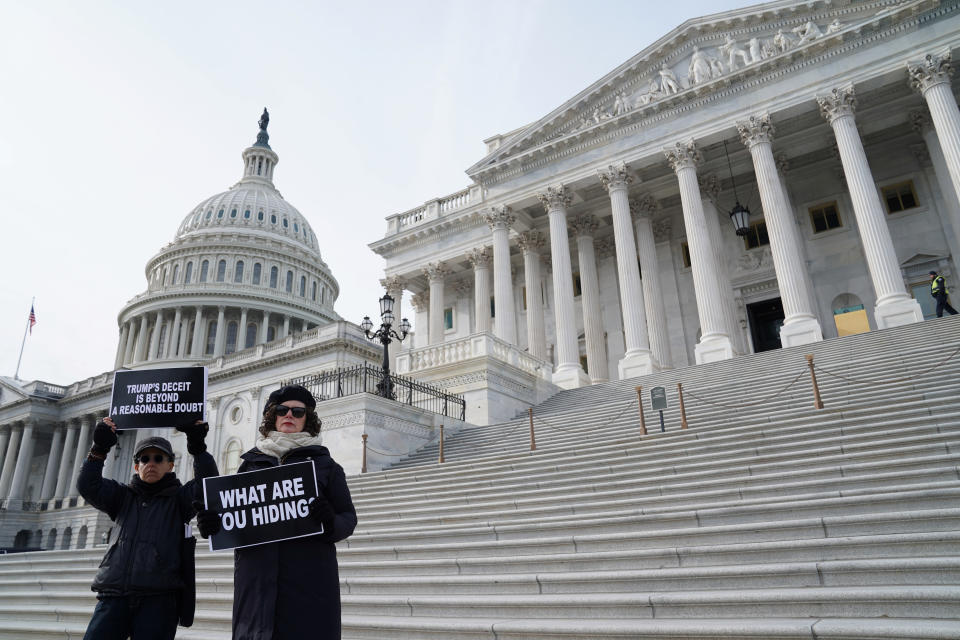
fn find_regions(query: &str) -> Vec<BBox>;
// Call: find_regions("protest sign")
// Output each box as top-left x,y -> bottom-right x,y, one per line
202,461 -> 321,551
110,367 -> 207,429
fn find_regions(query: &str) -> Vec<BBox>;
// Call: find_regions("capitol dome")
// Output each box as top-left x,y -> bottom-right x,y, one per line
113,110 -> 340,369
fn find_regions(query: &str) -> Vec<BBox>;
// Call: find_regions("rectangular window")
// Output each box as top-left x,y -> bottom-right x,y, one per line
572,272 -> 582,297
882,180 -> 919,213
680,243 -> 691,268
443,307 -> 454,330
809,201 -> 842,233
743,221 -> 770,250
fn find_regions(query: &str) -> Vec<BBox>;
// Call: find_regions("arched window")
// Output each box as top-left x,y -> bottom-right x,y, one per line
172,264 -> 180,284
257,211 -> 264,221
61,527 -> 73,550
161,267 -> 168,285
271,214 -> 277,224
282,218 -> 289,228
285,271 -> 293,293
76,526 -> 88,549
269,266 -> 278,288
245,323 -> 257,349
230,208 -> 237,218
184,262 -> 193,284
47,528 -> 57,550
225,321 -> 238,354
234,261 -> 244,283
206,321 -> 217,355
223,440 -> 243,475
312,282 -> 317,301
199,260 -> 209,283
253,263 -> 262,285
267,326 -> 276,342
244,209 -> 251,219
299,276 -> 306,297
216,260 -> 227,282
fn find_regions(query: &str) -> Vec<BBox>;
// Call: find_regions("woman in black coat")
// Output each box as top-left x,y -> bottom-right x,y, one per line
227,384 -> 357,640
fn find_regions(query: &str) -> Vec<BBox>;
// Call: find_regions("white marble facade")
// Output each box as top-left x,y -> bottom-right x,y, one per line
373,0 -> 960,399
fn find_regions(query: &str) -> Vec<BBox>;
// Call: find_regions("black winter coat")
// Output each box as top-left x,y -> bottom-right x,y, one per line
77,452 -> 218,596
232,445 -> 357,640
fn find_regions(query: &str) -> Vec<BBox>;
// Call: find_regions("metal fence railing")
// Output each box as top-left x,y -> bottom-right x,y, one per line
288,364 -> 466,421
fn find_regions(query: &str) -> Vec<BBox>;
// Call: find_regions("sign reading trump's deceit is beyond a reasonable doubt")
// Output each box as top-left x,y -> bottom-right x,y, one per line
110,367 -> 207,429
203,462 -> 321,551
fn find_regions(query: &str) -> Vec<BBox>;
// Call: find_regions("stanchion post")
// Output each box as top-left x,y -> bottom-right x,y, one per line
805,354 -> 824,409
361,433 -> 368,474
438,424 -> 445,464
635,386 -> 647,436
528,407 -> 536,451
677,383 -> 688,430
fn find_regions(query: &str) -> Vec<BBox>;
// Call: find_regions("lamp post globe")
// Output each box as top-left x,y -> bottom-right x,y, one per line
361,293 -> 410,400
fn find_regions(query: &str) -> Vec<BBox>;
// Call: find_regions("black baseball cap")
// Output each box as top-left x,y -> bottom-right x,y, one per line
133,436 -> 175,460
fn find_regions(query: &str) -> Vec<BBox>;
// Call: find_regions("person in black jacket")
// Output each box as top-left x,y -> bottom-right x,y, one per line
930,270 -> 958,317
78,417 -> 218,640
196,384 -> 357,640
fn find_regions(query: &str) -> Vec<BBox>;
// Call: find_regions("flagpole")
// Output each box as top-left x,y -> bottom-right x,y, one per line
13,297 -> 34,381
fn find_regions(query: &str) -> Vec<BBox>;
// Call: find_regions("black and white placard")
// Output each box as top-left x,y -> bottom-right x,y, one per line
109,367 -> 207,429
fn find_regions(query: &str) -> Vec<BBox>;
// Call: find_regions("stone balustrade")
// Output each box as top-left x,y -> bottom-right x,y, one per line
397,332 -> 553,380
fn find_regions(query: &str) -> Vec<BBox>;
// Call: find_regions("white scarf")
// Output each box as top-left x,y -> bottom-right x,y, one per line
255,430 -> 323,460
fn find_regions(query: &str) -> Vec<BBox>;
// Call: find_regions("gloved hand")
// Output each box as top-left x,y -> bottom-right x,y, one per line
192,501 -> 221,539
308,495 -> 336,533
91,420 -> 118,455
177,421 -> 209,455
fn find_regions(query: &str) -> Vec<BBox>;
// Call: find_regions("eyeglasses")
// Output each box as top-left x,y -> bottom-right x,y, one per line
136,454 -> 169,464
275,405 -> 307,418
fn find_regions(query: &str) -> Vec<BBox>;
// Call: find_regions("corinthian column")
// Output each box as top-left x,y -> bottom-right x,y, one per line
911,109 -> 960,258
537,185 -> 589,389
599,163 -> 656,377
0,425 -> 22,499
213,306 -> 227,356
630,195 -> 672,368
423,262 -> 450,345
167,307 -> 183,358
7,421 -> 36,505
380,276 -> 406,324
66,416 -> 93,501
737,113 -> 823,346
148,310 -> 164,360
570,214 -> 608,383
133,314 -> 150,362
664,140 -> 735,363
53,421 -> 78,504
467,248 -> 492,333
817,86 -> 923,328
909,51 -> 960,210
191,307 -> 205,355
114,324 -> 130,369
697,175 -> 744,354
40,425 -> 65,502
517,231 -> 548,360
485,206 -> 518,344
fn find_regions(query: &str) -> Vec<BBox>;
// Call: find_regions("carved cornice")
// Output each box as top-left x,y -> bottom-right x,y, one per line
380,275 -> 406,295
484,205 -> 516,231
410,292 -> 430,312
516,230 -> 546,254
467,247 -> 492,268
817,85 -> 857,123
664,140 -> 702,173
737,112 -> 775,148
908,50 -> 953,94
422,262 -> 450,282
629,194 -> 660,219
537,185 -> 572,213
569,213 -> 599,237
598,162 -> 633,193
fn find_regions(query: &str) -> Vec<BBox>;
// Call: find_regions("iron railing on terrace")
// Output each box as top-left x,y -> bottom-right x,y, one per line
288,364 -> 465,421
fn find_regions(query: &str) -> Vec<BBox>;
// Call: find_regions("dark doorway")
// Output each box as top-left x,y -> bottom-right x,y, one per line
747,298 -> 785,353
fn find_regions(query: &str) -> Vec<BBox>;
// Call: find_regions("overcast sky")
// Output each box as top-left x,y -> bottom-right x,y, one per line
0,0 -> 759,385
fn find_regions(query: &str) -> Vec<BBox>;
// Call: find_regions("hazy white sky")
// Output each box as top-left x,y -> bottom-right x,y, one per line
0,0 -> 758,385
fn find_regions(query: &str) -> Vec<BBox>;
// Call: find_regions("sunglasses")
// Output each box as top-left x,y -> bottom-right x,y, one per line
136,454 -> 169,464
275,405 -> 307,418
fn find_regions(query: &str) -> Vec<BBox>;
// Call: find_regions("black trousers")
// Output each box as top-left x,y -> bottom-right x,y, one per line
83,593 -> 179,640
936,293 -> 958,317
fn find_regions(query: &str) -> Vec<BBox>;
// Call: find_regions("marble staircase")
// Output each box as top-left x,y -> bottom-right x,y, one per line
0,316 -> 958,638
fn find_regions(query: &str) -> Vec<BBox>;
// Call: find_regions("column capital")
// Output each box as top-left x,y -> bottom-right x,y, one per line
537,185 -> 571,213
598,162 -> 633,192
664,140 -> 702,172
379,275 -> 406,295
467,247 -> 492,268
696,175 -> 722,204
217,305 -> 226,313
909,108 -> 933,135
775,153 -> 790,178
516,230 -> 546,254
629,193 -> 660,219
737,112 -> 775,148
595,237 -> 617,259
569,213 -> 599,237
410,291 -> 430,312
908,50 -> 953,94
454,279 -> 472,298
484,205 -> 515,230
817,85 -> 857,123
422,261 -> 450,282
652,218 -> 673,243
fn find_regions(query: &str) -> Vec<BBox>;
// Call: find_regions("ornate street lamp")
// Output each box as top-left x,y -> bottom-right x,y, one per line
723,139 -> 752,236
360,293 -> 411,400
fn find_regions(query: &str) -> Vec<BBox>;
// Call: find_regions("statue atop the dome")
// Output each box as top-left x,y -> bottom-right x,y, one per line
255,107 -> 271,148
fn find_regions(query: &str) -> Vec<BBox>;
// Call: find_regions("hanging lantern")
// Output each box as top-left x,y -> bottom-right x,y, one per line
730,201 -> 751,236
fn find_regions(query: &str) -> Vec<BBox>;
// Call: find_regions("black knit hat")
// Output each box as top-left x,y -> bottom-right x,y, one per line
133,436 -> 175,460
263,384 -> 317,415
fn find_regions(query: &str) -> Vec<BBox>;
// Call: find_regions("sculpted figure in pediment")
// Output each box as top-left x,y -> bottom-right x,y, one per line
793,20 -> 823,45
748,38 -> 765,64
773,29 -> 793,53
720,35 -> 751,71
825,19 -> 843,34
635,78 -> 663,106
659,63 -> 681,94
613,91 -> 628,116
688,46 -> 713,85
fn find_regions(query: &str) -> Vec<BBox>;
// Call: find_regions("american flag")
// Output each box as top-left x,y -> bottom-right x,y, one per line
28,305 -> 36,334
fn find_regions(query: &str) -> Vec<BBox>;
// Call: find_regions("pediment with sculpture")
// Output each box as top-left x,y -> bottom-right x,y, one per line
468,0 -> 936,182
